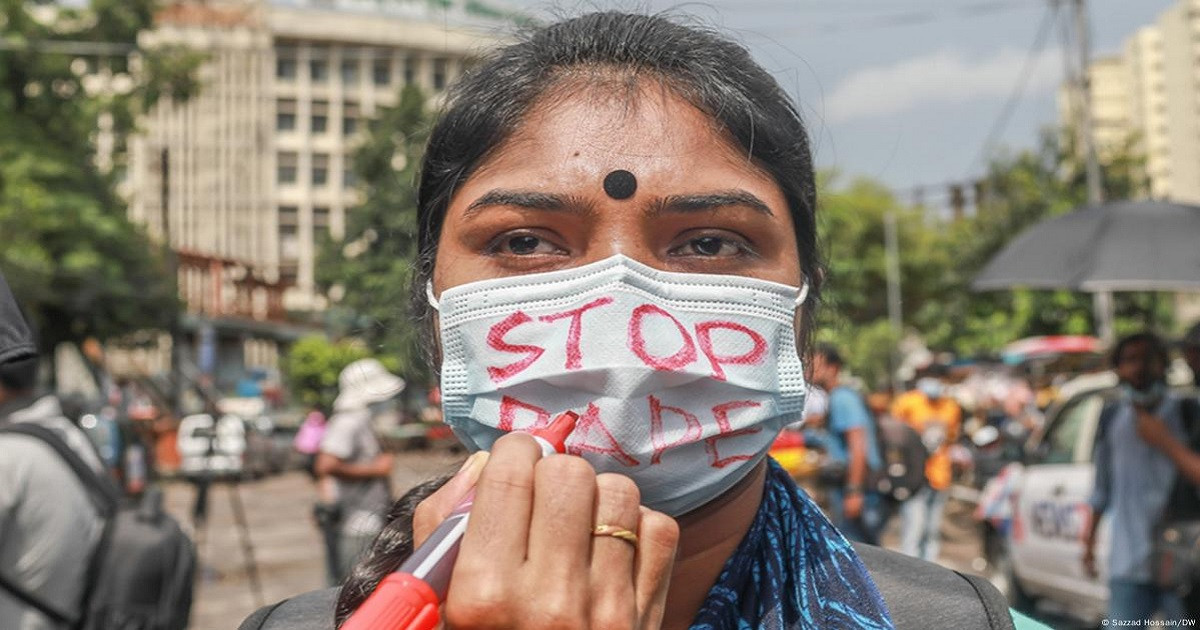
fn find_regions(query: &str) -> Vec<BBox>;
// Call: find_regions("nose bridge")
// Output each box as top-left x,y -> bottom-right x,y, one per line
584,202 -> 659,267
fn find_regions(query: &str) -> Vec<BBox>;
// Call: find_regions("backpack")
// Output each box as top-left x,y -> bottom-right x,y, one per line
0,422 -> 196,630
871,415 -> 930,503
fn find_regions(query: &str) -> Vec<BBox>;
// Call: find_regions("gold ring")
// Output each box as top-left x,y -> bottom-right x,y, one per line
592,524 -> 639,546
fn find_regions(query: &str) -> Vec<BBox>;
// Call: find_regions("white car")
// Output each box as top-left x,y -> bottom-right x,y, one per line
980,382 -> 1116,626
177,413 -> 248,478
983,377 -> 1199,626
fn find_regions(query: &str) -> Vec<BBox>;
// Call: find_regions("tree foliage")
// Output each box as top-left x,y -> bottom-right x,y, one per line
817,128 -> 1169,387
0,0 -> 201,351
316,84 -> 431,382
281,335 -> 370,412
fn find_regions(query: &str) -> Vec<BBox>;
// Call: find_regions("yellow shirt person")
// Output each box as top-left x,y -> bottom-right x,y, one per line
891,384 -> 962,491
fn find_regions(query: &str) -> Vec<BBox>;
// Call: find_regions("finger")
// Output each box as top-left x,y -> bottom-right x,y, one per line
413,451 -> 489,546
633,507 -> 680,627
457,433 -> 544,569
587,474 -> 642,629
525,454 -> 598,579
445,435 -> 545,628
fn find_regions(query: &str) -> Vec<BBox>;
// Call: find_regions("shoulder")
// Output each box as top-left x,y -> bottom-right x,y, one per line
830,388 -> 870,426
328,408 -> 370,430
852,542 -> 1016,630
239,588 -> 339,630
0,432 -> 73,477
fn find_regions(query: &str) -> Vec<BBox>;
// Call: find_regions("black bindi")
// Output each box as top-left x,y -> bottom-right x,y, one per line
603,169 -> 638,200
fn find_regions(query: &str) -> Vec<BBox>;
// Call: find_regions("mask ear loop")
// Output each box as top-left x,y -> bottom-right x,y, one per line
426,281 -> 440,312
795,277 -> 810,309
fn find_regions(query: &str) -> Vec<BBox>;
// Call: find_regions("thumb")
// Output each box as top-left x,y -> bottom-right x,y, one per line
413,451 -> 489,547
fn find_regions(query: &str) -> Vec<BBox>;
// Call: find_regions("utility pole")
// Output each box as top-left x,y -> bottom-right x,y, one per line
1068,0 -> 1115,343
161,147 -> 182,416
1072,0 -> 1104,207
884,211 -> 904,394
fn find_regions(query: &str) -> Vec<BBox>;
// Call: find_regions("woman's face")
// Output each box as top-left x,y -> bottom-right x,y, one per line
432,83 -> 803,294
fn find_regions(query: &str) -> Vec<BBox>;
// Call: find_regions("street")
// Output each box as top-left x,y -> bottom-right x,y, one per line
163,452 -> 1068,629
163,450 -> 465,629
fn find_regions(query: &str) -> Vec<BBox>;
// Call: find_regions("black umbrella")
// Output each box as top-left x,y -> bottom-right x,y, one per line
972,200 -> 1200,292
0,272 -> 37,366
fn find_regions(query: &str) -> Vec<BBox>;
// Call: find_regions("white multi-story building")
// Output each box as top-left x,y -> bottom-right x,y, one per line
1059,0 -> 1200,328
1061,0 -> 1200,203
124,0 -> 505,384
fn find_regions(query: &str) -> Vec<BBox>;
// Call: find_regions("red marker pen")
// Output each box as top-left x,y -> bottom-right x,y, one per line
341,410 -> 579,630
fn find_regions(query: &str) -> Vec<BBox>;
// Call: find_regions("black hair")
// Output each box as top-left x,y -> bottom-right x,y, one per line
340,11 -> 823,623
411,10 -> 822,364
1110,331 -> 1169,370
814,343 -> 843,367
0,355 -> 38,394
335,474 -> 453,624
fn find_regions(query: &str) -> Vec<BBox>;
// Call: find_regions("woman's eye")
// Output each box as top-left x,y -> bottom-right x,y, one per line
488,232 -> 565,256
674,235 -> 748,257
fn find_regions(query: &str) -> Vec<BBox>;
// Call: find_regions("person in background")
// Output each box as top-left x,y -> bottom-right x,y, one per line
809,344 -> 885,544
315,359 -> 403,585
1084,332 -> 1192,623
892,364 -> 962,562
294,404 -> 341,585
0,273 -> 106,629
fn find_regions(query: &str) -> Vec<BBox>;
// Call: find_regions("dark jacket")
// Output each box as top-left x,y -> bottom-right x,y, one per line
239,543 -> 1016,630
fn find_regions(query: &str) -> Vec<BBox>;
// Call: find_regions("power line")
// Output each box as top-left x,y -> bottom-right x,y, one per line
963,1 -> 1060,177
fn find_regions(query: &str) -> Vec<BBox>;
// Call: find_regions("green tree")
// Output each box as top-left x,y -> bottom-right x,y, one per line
814,128 -> 1163,384
930,129 -> 1166,355
282,335 -> 370,411
815,173 -> 949,387
0,0 -> 201,351
316,84 -> 431,381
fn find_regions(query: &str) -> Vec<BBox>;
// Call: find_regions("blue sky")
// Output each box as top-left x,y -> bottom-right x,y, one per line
502,0 -> 1176,198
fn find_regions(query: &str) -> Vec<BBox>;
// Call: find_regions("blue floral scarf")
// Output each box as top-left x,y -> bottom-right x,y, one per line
690,459 -> 894,630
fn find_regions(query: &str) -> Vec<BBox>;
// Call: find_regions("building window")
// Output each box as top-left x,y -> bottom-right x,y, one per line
314,207 -> 331,240
432,58 -> 448,91
279,264 -> 298,286
343,102 -> 360,136
276,56 -> 297,80
312,154 -> 329,187
343,168 -> 357,189
373,58 -> 391,86
277,112 -> 296,131
279,218 -> 299,261
341,59 -> 359,85
310,59 -> 329,83
311,114 -> 328,134
279,205 -> 299,225
403,57 -> 416,85
311,100 -> 329,134
276,98 -> 297,131
277,152 -> 298,185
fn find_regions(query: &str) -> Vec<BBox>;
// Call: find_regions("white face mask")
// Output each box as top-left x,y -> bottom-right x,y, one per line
916,377 -> 944,400
428,255 -> 809,516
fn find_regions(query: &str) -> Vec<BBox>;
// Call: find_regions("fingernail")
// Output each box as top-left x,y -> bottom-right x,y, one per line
455,450 -> 489,478
456,452 -> 479,473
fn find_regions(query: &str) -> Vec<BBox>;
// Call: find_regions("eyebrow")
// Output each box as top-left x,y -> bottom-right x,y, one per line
463,188 -> 775,218
464,189 -> 592,217
653,190 -> 775,217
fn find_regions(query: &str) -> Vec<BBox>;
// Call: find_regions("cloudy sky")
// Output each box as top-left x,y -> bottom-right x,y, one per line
501,0 -> 1176,198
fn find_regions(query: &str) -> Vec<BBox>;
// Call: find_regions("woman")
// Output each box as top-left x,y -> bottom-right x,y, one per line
244,11 -> 1037,630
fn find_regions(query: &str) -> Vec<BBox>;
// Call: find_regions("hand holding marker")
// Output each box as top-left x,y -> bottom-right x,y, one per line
341,410 -> 581,630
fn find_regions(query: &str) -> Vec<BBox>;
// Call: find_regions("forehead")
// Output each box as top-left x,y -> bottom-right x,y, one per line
466,80 -> 774,191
